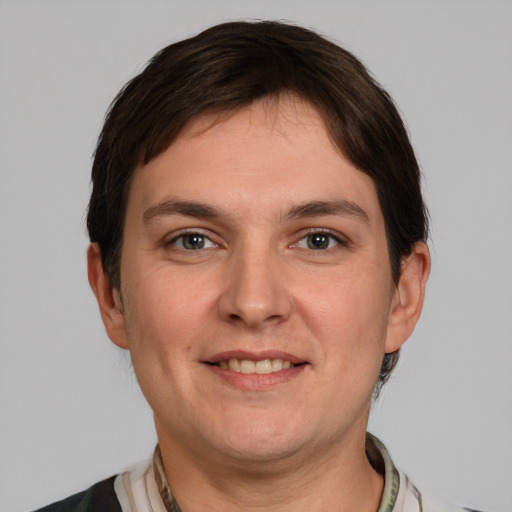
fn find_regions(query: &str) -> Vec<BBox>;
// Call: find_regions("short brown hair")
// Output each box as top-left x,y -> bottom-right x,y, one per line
87,20 -> 428,391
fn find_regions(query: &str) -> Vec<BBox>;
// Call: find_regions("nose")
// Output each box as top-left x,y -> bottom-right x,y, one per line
217,244 -> 293,329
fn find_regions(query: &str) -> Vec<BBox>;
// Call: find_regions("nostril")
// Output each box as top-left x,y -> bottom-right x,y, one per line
226,311 -> 285,326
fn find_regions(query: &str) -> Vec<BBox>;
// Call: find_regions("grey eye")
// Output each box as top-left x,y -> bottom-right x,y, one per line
307,234 -> 331,250
173,233 -> 215,250
182,234 -> 205,250
295,233 -> 341,250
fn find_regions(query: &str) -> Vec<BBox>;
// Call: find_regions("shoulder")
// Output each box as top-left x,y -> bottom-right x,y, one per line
368,434 -> 483,512
422,493 -> 485,512
400,473 -> 484,512
31,475 -> 121,512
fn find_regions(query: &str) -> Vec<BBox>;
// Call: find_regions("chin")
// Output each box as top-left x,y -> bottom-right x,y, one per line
210,418 -> 310,465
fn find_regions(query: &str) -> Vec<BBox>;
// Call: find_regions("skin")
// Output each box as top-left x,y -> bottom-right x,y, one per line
88,96 -> 430,511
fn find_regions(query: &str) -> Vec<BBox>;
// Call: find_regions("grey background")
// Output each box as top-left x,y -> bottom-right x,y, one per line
1,1 -> 511,511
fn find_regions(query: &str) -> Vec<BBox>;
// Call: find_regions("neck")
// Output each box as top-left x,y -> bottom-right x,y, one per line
156,425 -> 384,512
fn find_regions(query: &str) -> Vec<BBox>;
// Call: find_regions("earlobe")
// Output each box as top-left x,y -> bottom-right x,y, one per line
385,241 -> 431,353
87,243 -> 129,350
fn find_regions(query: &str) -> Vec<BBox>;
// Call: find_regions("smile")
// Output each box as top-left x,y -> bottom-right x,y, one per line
216,358 -> 293,374
203,352 -> 308,389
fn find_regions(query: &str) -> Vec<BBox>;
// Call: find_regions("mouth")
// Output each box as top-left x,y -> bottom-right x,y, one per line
208,358 -> 297,374
203,350 -> 308,376
202,352 -> 308,389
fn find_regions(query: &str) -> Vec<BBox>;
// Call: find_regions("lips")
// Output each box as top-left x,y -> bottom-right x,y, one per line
202,351 -> 308,390
204,351 -> 307,374
218,358 -> 293,374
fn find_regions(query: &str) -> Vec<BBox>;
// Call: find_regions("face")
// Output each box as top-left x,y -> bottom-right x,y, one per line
102,97 -> 412,467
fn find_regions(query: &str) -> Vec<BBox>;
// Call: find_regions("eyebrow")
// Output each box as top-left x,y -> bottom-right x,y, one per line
143,200 -> 221,222
285,200 -> 369,222
143,198 -> 369,223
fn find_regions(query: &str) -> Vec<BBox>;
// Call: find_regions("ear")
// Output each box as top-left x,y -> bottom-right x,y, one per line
385,241 -> 431,353
87,243 -> 129,350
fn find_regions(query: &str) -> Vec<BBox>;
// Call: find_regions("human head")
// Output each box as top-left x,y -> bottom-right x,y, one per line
87,20 -> 428,390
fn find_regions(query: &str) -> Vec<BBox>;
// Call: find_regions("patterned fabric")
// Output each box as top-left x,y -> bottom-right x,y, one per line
152,446 -> 181,512
366,434 -> 400,512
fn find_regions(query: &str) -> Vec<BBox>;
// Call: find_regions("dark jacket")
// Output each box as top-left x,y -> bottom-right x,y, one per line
32,476 -> 121,512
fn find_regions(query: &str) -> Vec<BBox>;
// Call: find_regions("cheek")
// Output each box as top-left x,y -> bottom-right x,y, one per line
121,263 -> 224,360
120,274 -> 207,408
296,269 -> 392,360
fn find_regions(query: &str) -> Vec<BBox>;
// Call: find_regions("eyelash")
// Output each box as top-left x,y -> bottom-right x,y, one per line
165,229 -> 348,252
166,231 -> 218,251
293,230 -> 348,251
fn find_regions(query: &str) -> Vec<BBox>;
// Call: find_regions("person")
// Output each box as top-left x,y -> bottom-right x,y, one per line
34,20 -> 480,512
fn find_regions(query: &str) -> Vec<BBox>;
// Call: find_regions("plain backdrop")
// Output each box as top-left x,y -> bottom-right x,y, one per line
1,1 -> 511,511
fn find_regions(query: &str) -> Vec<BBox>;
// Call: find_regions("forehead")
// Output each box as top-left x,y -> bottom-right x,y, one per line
127,96 -> 383,224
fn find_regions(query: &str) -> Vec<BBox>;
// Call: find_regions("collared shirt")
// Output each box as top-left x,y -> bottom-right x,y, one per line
112,433 -> 474,512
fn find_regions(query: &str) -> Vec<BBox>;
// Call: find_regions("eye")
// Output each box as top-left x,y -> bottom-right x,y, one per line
296,232 -> 343,250
170,233 -> 217,250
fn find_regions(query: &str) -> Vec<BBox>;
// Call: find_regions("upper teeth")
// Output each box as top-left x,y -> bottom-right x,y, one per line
219,359 -> 292,374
